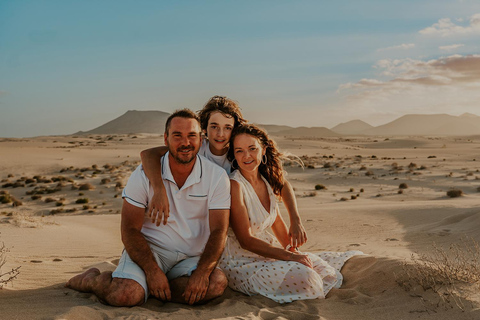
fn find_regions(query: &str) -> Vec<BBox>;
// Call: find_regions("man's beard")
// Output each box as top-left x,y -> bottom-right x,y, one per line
170,146 -> 197,164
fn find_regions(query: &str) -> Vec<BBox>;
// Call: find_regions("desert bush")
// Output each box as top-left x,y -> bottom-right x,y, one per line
447,189 -> 463,198
82,205 -> 90,210
398,189 -> 403,194
350,195 -> 357,200
31,195 -> 42,200
12,198 -> 22,207
55,201 -> 63,207
408,162 -> 417,170
365,170 -> 374,176
399,183 -> 408,189
100,178 -> 111,185
315,184 -> 326,190
0,238 -> 21,288
45,197 -> 56,203
75,198 -> 89,204
477,186 -> 480,192
0,192 -> 12,204
79,183 -> 95,191
397,238 -> 480,311
339,197 -> 348,201
323,162 -> 332,169
360,188 -> 364,193
301,191 -> 316,198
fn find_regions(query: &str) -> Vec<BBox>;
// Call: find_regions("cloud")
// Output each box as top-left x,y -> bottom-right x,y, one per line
419,13 -> 480,37
336,55 -> 480,119
377,43 -> 415,52
439,44 -> 465,51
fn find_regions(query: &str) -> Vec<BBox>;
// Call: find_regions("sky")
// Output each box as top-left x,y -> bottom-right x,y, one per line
1,0 -> 480,137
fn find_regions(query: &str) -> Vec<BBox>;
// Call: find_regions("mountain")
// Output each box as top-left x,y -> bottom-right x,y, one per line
256,124 -> 294,133
330,120 -> 373,135
274,126 -> 340,137
363,113 -> 480,136
75,110 -> 170,135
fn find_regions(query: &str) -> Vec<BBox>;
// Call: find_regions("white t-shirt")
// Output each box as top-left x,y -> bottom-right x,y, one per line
122,153 -> 231,256
199,138 -> 232,174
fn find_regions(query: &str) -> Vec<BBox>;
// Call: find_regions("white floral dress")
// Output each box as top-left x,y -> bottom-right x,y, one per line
219,170 -> 362,303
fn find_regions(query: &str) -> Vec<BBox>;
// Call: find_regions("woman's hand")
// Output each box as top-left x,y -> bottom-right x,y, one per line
289,222 -> 307,248
289,252 -> 313,269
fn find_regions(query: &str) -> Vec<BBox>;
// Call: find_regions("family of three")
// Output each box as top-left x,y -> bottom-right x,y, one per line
66,96 -> 362,306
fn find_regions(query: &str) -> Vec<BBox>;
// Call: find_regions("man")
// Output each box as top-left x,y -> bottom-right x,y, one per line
66,109 -> 230,306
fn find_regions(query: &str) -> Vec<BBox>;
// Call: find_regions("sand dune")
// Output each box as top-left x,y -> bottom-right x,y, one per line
1,134 -> 480,319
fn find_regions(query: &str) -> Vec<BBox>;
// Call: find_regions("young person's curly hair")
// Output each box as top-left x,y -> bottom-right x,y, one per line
227,124 -> 285,196
198,96 -> 246,134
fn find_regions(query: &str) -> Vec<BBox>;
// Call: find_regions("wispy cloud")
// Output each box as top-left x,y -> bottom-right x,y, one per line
419,13 -> 480,37
439,44 -> 465,51
337,55 -> 480,119
377,43 -> 415,52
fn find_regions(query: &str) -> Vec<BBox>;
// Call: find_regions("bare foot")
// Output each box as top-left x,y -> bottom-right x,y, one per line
66,267 -> 100,292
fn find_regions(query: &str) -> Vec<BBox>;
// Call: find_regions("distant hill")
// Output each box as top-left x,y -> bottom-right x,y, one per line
256,124 -> 294,133
330,120 -> 373,135
363,113 -> 480,136
74,110 -> 480,137
274,126 -> 339,137
75,110 -> 170,135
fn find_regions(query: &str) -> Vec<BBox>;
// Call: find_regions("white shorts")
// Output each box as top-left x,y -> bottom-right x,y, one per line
112,244 -> 200,302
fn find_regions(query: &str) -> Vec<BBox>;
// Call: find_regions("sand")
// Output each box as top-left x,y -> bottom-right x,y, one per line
1,133 -> 480,319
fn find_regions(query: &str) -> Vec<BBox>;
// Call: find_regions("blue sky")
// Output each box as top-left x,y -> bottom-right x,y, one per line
1,0 -> 480,137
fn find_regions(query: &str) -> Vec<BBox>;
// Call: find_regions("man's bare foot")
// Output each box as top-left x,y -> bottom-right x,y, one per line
66,267 -> 101,292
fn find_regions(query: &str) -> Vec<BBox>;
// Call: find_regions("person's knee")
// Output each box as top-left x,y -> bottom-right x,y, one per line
106,279 -> 145,307
208,269 -> 228,297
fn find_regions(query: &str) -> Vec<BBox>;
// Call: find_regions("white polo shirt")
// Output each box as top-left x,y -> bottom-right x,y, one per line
199,138 -> 232,174
122,153 -> 230,256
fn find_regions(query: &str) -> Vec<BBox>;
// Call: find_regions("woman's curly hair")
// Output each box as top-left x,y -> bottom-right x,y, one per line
227,124 -> 285,196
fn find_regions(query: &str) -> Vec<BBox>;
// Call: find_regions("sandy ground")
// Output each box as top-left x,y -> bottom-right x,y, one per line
1,133 -> 480,319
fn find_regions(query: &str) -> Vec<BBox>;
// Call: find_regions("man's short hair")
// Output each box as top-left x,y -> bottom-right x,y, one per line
164,109 -> 201,136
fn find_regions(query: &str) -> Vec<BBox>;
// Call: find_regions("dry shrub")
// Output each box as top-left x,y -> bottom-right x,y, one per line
397,238 -> 480,311
365,170 -> 374,177
399,183 -> 408,189
447,189 -> 463,198
1,238 -> 21,288
315,184 -> 326,190
301,191 -> 316,198
79,183 -> 95,191
100,178 -> 111,185
75,198 -> 89,204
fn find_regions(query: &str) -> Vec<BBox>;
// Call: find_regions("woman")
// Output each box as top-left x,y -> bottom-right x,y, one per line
219,124 -> 362,303
140,96 -> 307,248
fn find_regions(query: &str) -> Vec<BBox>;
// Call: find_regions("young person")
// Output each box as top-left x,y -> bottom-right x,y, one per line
141,96 -> 307,249
219,124 -> 362,303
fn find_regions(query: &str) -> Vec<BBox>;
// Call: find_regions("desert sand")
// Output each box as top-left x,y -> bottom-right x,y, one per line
1,133 -> 480,319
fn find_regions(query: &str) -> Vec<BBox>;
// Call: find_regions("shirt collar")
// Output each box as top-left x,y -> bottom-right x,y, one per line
162,152 -> 202,189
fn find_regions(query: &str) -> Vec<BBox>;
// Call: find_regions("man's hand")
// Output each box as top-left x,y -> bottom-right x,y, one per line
289,221 -> 307,248
148,187 -> 170,226
145,268 -> 171,301
183,269 -> 210,305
